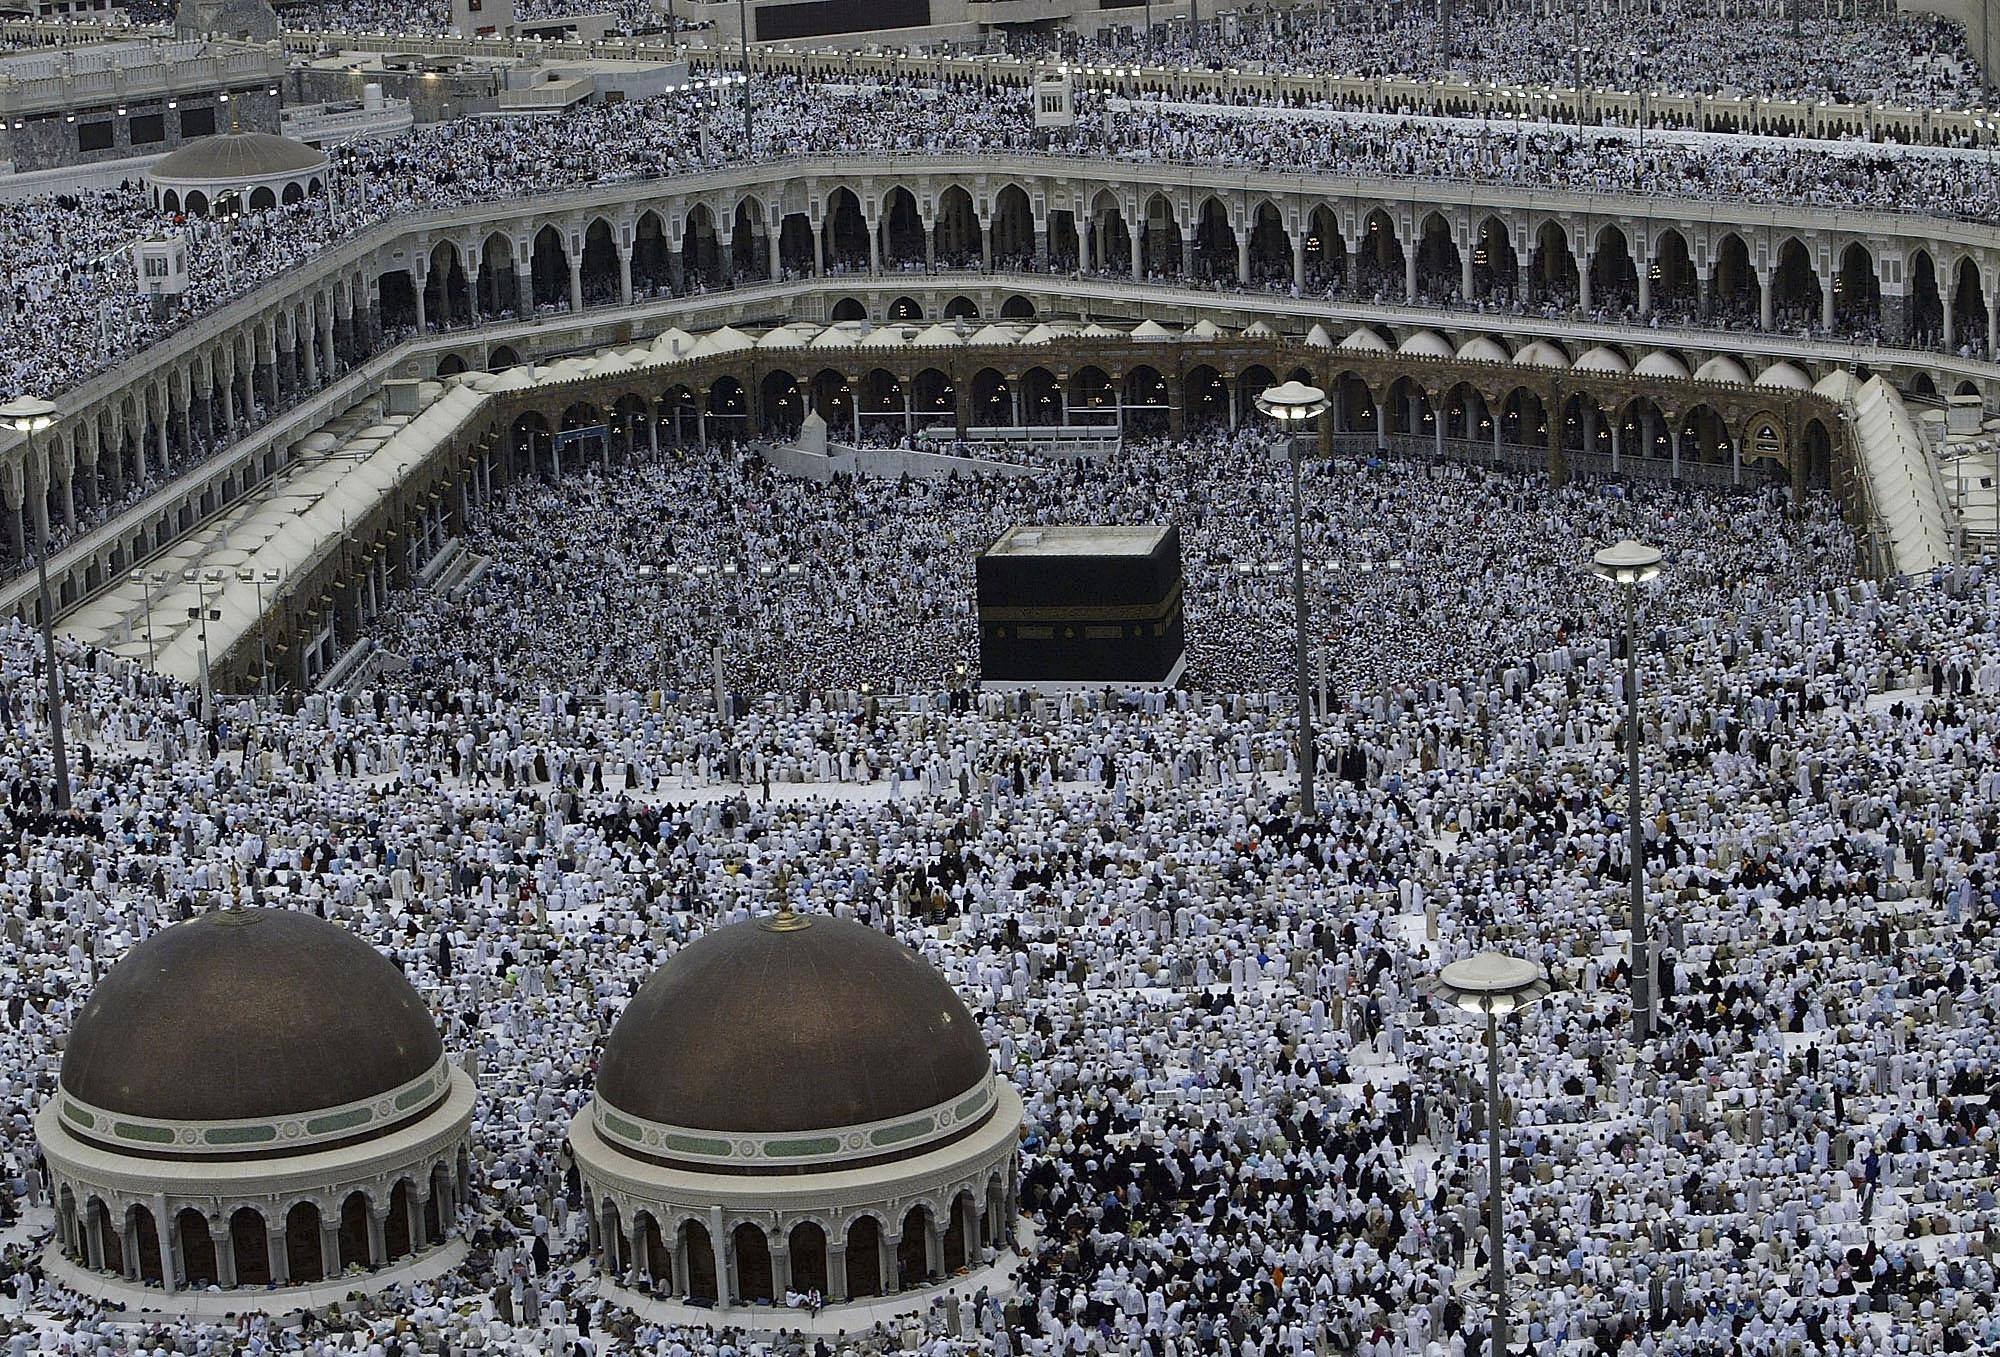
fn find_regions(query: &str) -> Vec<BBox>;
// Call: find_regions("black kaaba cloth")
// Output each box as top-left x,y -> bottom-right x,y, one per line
975,526 -> 1186,685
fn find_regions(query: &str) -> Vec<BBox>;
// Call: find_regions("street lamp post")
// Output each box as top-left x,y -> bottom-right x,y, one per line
1254,380 -> 1331,821
237,567 -> 282,695
1,396 -> 69,811
182,567 -> 226,721
1432,952 -> 1553,1357
1592,539 -> 1663,1044
128,569 -> 170,668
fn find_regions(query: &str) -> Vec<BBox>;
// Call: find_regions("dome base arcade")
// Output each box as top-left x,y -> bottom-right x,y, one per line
35,1068 -> 476,1310
39,1233 -> 472,1319
592,1218 -> 1033,1337
568,1080 -> 1023,1317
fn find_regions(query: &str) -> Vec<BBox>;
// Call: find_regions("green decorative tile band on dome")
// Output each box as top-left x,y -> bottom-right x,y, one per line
56,1054 -> 454,1158
663,1133 -> 734,1157
305,1107 -> 371,1136
766,1136 -> 842,1158
593,1071 -> 996,1169
870,1117 -> 936,1147
114,1122 -> 174,1144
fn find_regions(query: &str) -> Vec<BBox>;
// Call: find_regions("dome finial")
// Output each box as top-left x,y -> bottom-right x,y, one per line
761,872 -> 812,932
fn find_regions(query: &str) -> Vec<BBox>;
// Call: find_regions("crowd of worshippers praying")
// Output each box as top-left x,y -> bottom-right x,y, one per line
0,437 -> 1995,1355
8,64 -> 2000,408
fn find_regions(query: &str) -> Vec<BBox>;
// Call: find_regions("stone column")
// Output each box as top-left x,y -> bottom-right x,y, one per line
647,1226 -> 675,1295
1670,423 -> 1683,479
708,1207 -> 730,1306
880,1229 -> 901,1293
1235,224 -> 1249,284
1294,228 -> 1308,290
84,1204 -> 105,1270
567,245 -> 583,313
1128,221 -> 1142,281
515,243 -> 534,316
980,214 -> 992,270
156,1195 -> 178,1293
320,1219 -> 340,1279
626,1219 -> 645,1286
1403,244 -> 1417,302
924,1216 -> 945,1280
1611,421 -> 1622,473
1546,391 -> 1566,485
414,269 -> 429,332
268,1218 -> 289,1285
826,1241 -> 848,1302
406,1190 -> 427,1253
1757,266 -> 1774,329
770,1241 -> 792,1298
868,213 -> 882,275
214,1217 -> 238,1287
1460,243 -> 1474,300
1944,287 -> 1958,349
1638,259 -> 1652,315
1820,271 -> 1834,330
1373,402 -> 1388,453
960,1203 -> 979,1263
27,472 -> 49,554
121,1214 -> 139,1281
1577,250 -> 1593,311
618,238 -> 633,306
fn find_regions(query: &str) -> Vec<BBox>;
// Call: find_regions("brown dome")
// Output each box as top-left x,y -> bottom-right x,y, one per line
596,914 -> 990,1136
60,909 -> 442,1123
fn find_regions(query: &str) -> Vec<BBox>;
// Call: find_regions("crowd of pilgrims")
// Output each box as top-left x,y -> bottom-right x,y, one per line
361,435 -> 1856,703
1049,0 -> 1978,108
53,0 -> 1988,109
11,60 -> 2000,403
0,439 -> 1991,1355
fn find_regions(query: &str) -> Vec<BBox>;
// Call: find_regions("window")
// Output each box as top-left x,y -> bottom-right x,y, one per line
129,111 -> 165,144
78,121 -> 114,151
144,256 -> 170,280
179,105 -> 216,137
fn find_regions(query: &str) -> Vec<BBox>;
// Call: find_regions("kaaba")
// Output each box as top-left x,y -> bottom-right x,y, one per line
975,525 -> 1186,688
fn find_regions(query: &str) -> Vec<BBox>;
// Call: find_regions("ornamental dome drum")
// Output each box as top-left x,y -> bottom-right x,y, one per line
569,909 -> 1023,1318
